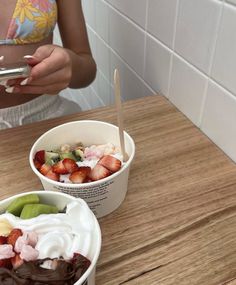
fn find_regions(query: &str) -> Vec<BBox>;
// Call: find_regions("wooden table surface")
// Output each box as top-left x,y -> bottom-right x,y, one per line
0,95 -> 236,285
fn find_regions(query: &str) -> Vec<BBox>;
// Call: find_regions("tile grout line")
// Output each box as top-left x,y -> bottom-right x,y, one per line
167,0 -> 180,99
198,0 -> 225,128
142,0 -> 149,80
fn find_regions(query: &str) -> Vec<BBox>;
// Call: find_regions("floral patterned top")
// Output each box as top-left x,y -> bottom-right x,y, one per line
0,0 -> 57,45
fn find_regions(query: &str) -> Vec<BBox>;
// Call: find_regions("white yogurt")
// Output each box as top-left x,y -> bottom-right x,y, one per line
0,200 -> 96,260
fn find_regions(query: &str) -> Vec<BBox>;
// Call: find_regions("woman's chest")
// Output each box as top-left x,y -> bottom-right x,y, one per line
0,0 -> 57,45
0,1 -> 17,38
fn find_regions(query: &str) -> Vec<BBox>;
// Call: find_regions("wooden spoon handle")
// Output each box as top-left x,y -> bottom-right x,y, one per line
114,69 -> 128,162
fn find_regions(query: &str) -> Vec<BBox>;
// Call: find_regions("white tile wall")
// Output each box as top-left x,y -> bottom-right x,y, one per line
147,0 -> 178,48
106,0 -> 147,28
108,7 -> 146,77
175,0 -> 221,74
144,35 -> 172,96
169,55 -> 208,126
55,0 -> 236,162
201,80 -> 236,162
211,3 -> 236,95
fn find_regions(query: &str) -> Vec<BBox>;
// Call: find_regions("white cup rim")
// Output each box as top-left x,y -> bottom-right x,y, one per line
29,120 -> 135,188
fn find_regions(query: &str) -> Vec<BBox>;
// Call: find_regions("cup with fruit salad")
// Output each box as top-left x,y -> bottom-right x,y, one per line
29,120 -> 135,218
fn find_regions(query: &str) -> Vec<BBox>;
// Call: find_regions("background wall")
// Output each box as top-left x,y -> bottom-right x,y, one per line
55,0 -> 236,162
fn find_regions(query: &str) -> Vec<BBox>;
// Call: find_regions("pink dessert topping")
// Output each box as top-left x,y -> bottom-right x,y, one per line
20,244 -> 39,261
0,244 -> 15,259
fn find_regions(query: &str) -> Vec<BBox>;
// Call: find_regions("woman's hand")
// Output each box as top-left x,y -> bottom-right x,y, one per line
6,45 -> 73,95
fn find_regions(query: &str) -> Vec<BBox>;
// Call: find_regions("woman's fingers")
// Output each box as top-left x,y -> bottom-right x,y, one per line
5,45 -> 73,94
29,46 -> 71,80
5,82 -> 66,95
21,68 -> 71,87
6,63 -> 71,93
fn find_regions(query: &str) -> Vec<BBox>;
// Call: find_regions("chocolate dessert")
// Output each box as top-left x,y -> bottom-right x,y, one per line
0,254 -> 90,285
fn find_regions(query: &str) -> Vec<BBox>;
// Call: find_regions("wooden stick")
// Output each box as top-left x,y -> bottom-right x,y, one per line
114,69 -> 128,162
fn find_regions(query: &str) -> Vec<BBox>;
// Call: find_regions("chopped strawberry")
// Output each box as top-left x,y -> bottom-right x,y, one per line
7,229 -> 23,248
98,155 -> 122,173
84,177 -> 92,183
33,159 -> 42,170
62,158 -> 79,173
39,164 -> 52,176
11,254 -> 23,269
52,160 -> 68,174
0,258 -> 12,269
45,170 -> 60,182
89,164 -> 110,181
69,167 -> 91,183
34,150 -> 45,164
0,236 -> 7,245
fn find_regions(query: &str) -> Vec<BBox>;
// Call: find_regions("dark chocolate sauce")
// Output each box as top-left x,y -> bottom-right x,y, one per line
0,254 -> 91,285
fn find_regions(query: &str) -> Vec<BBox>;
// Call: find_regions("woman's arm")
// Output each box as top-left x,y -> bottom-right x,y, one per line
57,0 -> 97,88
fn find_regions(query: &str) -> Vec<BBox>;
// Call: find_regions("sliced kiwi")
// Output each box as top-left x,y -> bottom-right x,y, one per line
59,152 -> 76,161
20,204 -> 59,219
45,151 -> 60,165
73,149 -> 84,161
6,194 -> 40,217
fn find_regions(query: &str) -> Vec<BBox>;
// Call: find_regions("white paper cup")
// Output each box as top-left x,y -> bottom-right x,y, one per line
0,191 -> 101,285
29,120 -> 135,218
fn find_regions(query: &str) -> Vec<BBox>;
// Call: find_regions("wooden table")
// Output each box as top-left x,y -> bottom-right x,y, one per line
0,95 -> 236,285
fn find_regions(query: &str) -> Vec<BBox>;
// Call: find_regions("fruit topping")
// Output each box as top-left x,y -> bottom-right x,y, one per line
33,159 -> 42,170
52,160 -> 68,174
7,229 -> 23,248
34,150 -> 45,165
45,169 -> 60,181
20,244 -> 39,262
98,155 -> 122,173
33,142 -> 124,184
20,204 -> 59,219
6,194 -> 40,217
89,164 -> 110,181
39,164 -> 52,176
69,167 -> 91,183
59,152 -> 77,161
0,244 -> 15,260
0,236 -> 7,245
6,194 -> 59,220
62,158 -> 79,173
0,219 -> 13,237
11,253 -> 23,269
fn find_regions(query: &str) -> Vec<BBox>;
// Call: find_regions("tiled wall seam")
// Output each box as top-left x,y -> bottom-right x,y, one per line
103,0 -> 147,30
142,0 -> 149,79
91,0 -> 236,99
198,1 -> 225,126
92,1 -> 221,94
86,0 -> 225,95
80,0 -> 234,106
80,0 -> 236,125
86,4 -> 171,95
88,22 -> 156,99
167,0 -> 180,98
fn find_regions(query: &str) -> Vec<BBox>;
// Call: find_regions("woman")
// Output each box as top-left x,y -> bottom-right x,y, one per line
0,0 -> 96,129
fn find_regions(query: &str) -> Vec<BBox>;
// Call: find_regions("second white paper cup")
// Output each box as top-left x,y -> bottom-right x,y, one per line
0,191 -> 101,285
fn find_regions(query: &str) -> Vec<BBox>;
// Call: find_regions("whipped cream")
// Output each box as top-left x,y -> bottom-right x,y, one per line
1,200 -> 96,260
